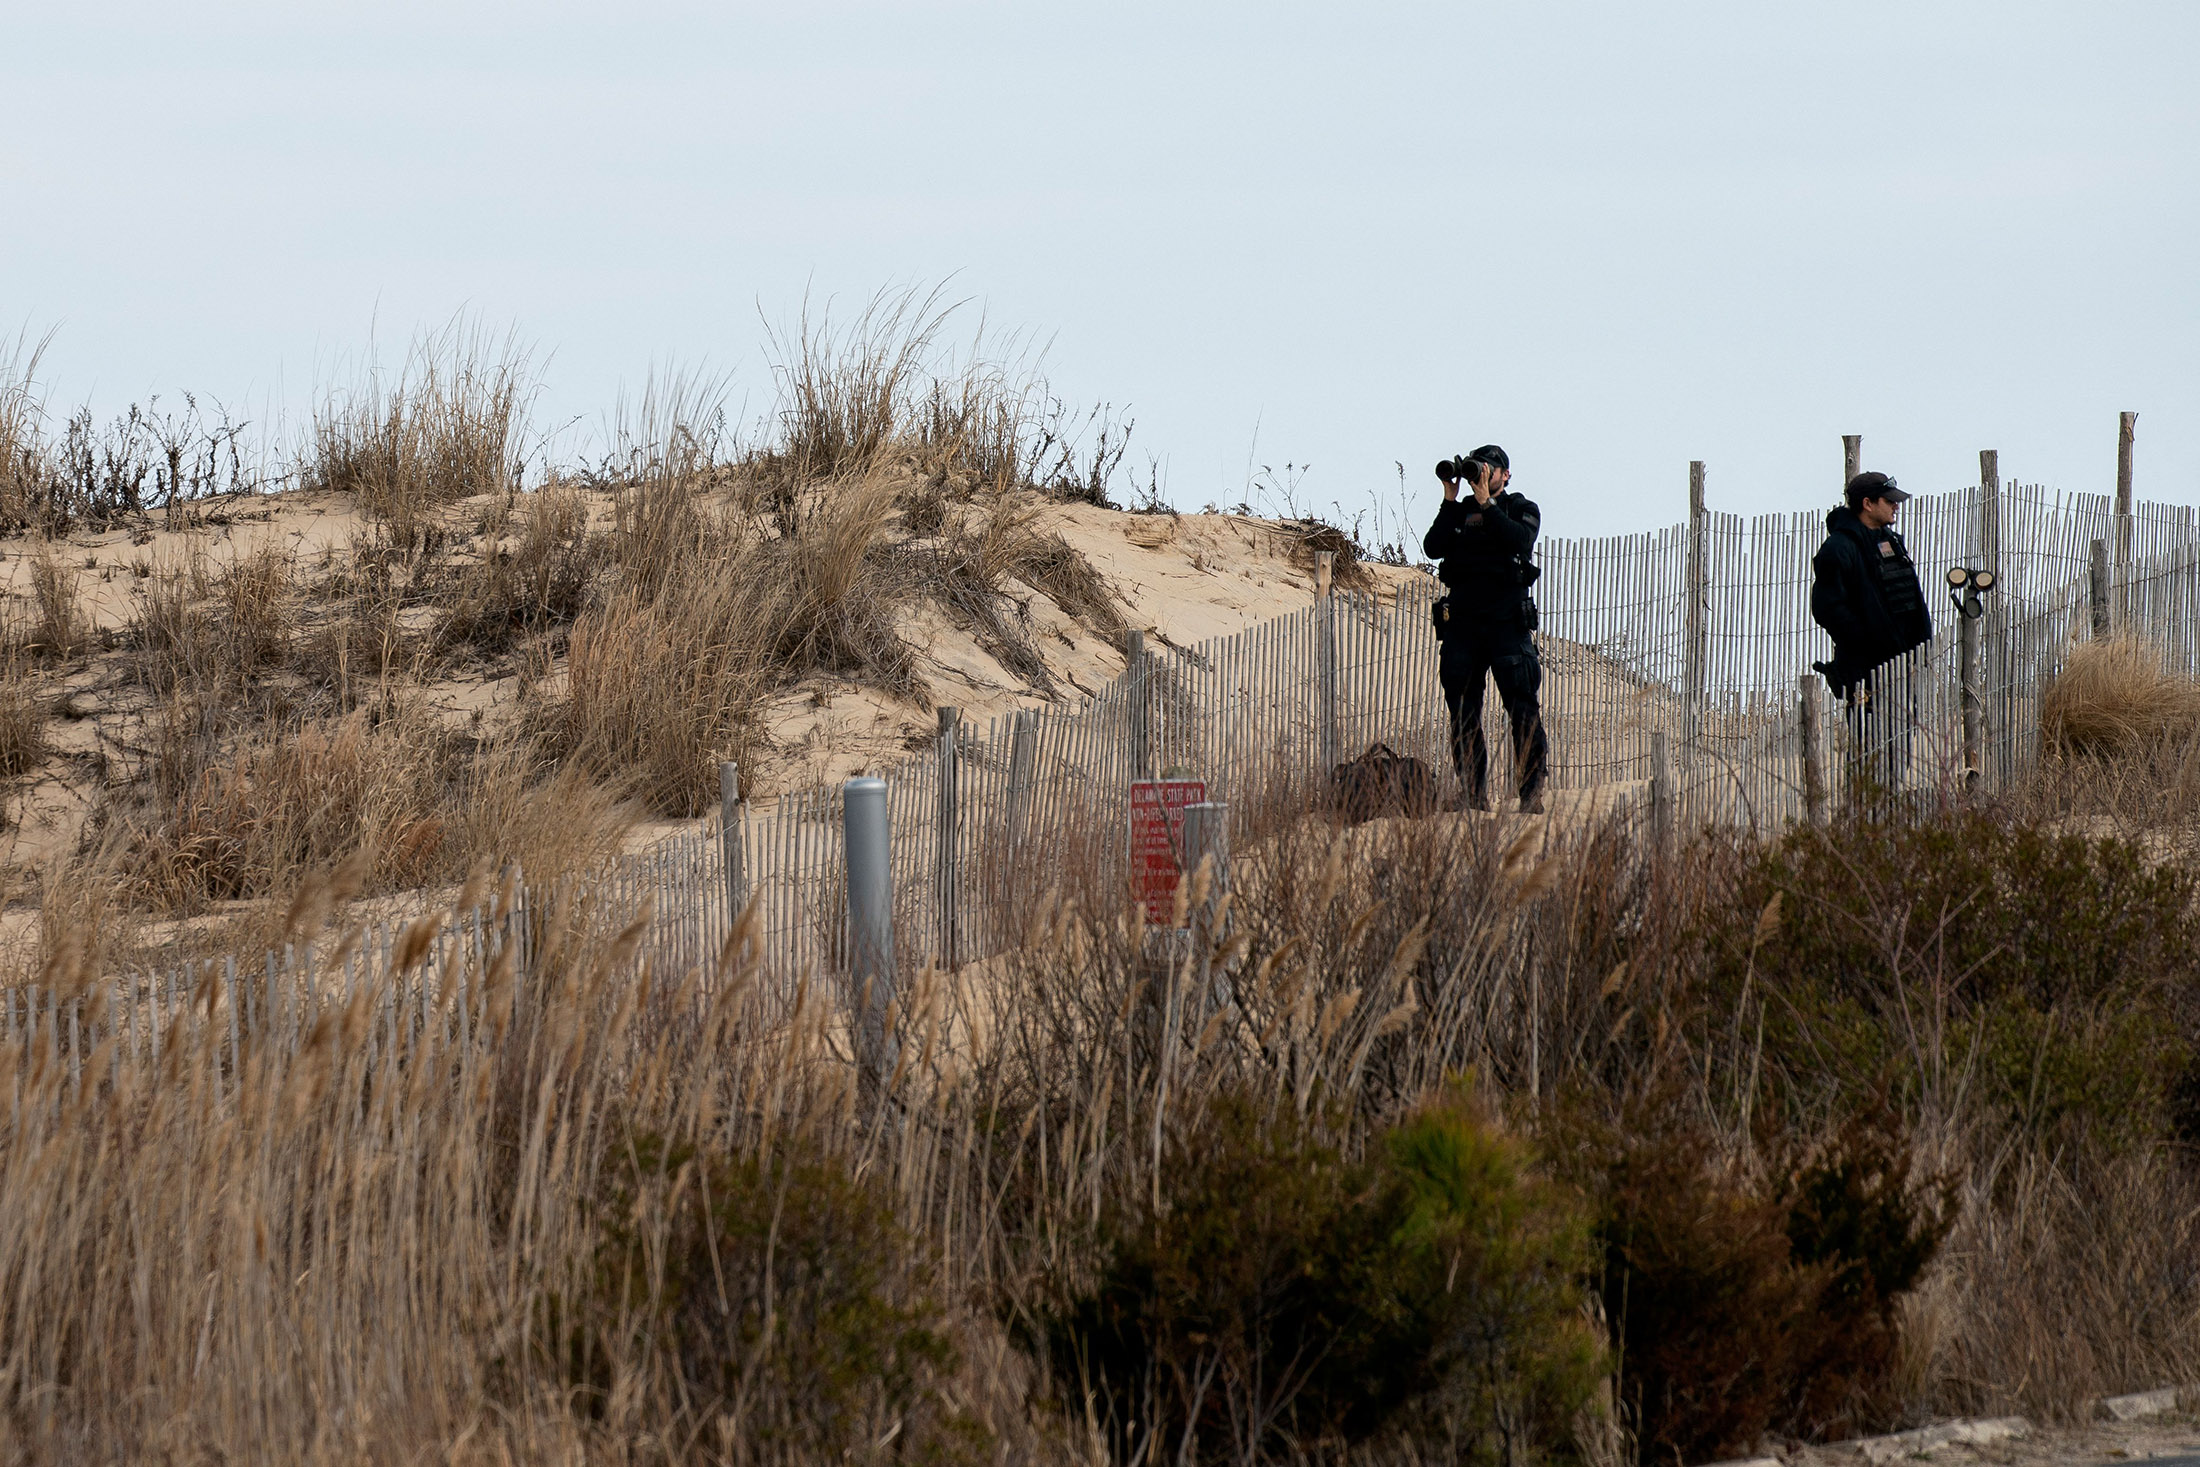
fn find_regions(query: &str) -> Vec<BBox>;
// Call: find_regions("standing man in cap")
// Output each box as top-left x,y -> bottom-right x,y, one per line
1810,470 -> 1933,797
1425,445 -> 1548,813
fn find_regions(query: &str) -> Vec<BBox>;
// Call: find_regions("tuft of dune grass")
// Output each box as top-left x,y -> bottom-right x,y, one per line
306,317 -> 534,550
2041,635 -> 2200,753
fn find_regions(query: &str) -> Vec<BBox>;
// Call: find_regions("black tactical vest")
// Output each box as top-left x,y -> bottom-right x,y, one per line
1871,530 -> 1925,622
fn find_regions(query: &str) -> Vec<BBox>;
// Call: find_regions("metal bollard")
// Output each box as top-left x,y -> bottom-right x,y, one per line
1180,802 -> 1230,923
842,777 -> 896,1082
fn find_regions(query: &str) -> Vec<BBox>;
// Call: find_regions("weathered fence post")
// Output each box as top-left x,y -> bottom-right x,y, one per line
1124,629 -> 1152,780
935,707 -> 960,970
1315,550 -> 1340,778
1843,434 -> 1862,488
1979,449 -> 2003,782
2116,411 -> 2137,563
2115,411 -> 2136,626
1005,709 -> 1037,849
1648,731 -> 1672,848
1959,601 -> 1982,789
2090,539 -> 2112,637
1799,673 -> 1825,824
1683,462 -> 1707,746
718,761 -> 746,936
842,776 -> 896,1086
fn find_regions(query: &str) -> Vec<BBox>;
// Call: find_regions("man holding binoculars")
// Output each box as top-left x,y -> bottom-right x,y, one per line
1423,446 -> 1547,813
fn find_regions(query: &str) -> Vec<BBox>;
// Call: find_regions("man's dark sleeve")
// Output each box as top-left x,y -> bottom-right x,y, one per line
1810,539 -> 1868,652
1424,497 -> 1470,561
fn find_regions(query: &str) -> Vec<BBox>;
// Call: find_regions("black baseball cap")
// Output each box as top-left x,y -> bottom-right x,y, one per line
1849,471 -> 1910,504
1465,445 -> 1510,473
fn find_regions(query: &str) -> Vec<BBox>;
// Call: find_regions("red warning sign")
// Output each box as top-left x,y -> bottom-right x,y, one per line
1129,779 -> 1207,926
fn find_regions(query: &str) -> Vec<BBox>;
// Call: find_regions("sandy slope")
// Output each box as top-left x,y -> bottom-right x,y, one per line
0,485 -> 1428,889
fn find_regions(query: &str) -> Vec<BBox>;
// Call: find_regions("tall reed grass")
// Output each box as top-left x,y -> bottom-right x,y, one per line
4,794 -> 2191,1464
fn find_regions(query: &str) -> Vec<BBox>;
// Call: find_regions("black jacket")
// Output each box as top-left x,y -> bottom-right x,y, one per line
1810,506 -> 1932,693
1424,491 -> 1541,620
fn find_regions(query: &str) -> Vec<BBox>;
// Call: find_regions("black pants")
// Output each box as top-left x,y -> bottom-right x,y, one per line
1440,620 -> 1547,803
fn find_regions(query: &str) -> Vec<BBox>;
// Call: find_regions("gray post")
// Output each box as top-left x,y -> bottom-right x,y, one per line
1843,434 -> 1862,489
1799,673 -> 1825,825
1315,550 -> 1340,777
718,761 -> 746,935
1682,462 -> 1708,745
842,777 -> 895,1079
1958,606 -> 1982,789
1648,731 -> 1672,848
935,707 -> 960,970
1179,801 -> 1230,911
1180,801 -> 1230,1013
1125,629 -> 1152,780
2089,538 -> 2112,638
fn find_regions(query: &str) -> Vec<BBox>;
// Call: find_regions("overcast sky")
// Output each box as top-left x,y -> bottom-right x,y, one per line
5,1 -> 2195,537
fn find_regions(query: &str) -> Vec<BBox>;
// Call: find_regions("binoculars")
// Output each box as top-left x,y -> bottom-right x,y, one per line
1947,565 -> 1996,620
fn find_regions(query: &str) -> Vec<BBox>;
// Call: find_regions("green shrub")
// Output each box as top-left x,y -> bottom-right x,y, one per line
1552,1094 -> 1953,1463
569,1137 -> 989,1465
1381,1093 -> 1609,1463
1697,812 -> 2200,1148
1058,1091 -> 1602,1465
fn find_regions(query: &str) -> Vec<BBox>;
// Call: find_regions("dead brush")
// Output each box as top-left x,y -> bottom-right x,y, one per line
0,886 -> 1079,1464
21,543 -> 87,661
131,544 -> 296,698
1010,525 -> 1131,645
598,367 -> 745,578
760,284 -> 955,485
2041,634 -> 2200,753
914,345 -> 1045,496
1281,517 -> 1375,592
116,703 -> 457,908
921,494 -> 1058,689
110,696 -> 631,913
31,845 -> 136,998
538,573 -> 778,817
297,542 -> 425,708
0,647 -> 49,778
762,469 -> 916,689
307,317 -> 534,551
446,738 -> 637,889
916,492 -> 1131,690
0,328 -> 54,534
1931,1148 -> 2200,1421
436,485 -> 602,658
